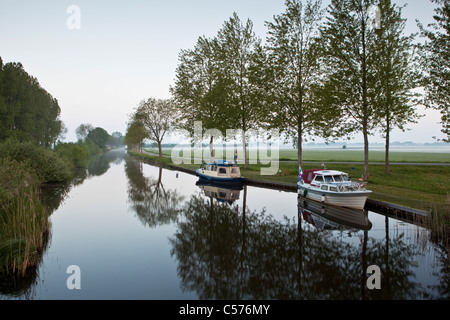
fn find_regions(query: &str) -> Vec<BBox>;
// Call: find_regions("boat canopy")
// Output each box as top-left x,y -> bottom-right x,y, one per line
302,169 -> 320,184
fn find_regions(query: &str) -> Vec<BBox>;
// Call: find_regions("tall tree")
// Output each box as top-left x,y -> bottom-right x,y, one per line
265,0 -> 332,168
110,131 -> 124,148
374,0 -> 422,175
216,13 -> 264,169
0,60 -> 63,146
321,0 -> 380,181
136,98 -> 178,157
171,36 -> 233,160
86,127 -> 111,150
76,123 -> 94,142
124,117 -> 147,153
417,0 -> 450,142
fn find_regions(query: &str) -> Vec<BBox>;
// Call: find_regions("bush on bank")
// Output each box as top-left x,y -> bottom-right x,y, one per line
0,139 -> 100,276
0,139 -> 72,183
55,142 -> 89,168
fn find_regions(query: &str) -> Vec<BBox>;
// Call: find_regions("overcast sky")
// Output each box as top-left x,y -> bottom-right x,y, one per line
0,0 -> 446,144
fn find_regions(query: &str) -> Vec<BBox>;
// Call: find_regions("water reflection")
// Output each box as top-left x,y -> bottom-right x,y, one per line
40,149 -> 126,216
169,188 -> 429,300
87,149 -> 125,177
0,149 -> 126,298
125,156 -> 185,228
1,152 -> 448,300
196,180 -> 243,207
124,158 -> 448,299
298,198 -> 372,232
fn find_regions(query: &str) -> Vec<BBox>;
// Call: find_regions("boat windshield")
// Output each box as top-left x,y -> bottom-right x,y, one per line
324,174 -> 350,183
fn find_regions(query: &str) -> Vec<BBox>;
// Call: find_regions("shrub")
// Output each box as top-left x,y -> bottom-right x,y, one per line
0,139 -> 71,183
55,142 -> 88,168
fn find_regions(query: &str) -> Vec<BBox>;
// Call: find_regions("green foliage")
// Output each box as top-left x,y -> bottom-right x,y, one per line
171,36 -> 235,138
75,123 -> 93,142
55,142 -> 88,168
109,131 -> 124,148
82,139 -> 101,156
0,59 -> 63,146
0,158 -> 49,276
0,139 -> 71,183
124,119 -> 147,150
0,158 -> 38,208
86,127 -> 111,150
417,0 -> 450,142
264,0 -> 333,166
172,13 -> 264,168
319,0 -> 421,179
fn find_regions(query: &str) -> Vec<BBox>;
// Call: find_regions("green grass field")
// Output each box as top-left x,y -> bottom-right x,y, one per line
147,147 -> 450,163
277,148 -> 450,163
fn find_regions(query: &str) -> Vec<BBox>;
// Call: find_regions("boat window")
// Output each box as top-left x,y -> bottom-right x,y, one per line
330,186 -> 338,192
324,176 -> 333,183
213,166 -> 218,171
231,168 -> 239,174
219,168 -> 227,174
333,175 -> 342,182
321,185 -> 328,191
314,175 -> 324,182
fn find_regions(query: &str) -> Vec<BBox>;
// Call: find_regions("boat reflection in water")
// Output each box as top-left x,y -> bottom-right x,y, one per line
298,197 -> 372,232
195,180 -> 243,205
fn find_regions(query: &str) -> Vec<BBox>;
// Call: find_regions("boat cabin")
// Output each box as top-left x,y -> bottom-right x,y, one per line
302,169 -> 350,185
202,160 -> 241,178
200,185 -> 241,203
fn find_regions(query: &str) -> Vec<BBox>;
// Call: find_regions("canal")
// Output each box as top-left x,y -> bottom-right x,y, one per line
1,149 -> 448,300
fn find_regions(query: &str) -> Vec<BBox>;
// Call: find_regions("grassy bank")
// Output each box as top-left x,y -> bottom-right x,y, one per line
0,158 -> 51,276
128,149 -> 450,247
133,148 -> 449,213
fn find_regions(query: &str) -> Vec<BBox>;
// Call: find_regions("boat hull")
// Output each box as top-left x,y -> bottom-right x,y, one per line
196,169 -> 244,184
298,185 -> 371,210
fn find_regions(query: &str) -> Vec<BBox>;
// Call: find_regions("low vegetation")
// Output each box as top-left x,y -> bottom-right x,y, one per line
0,138 -> 111,277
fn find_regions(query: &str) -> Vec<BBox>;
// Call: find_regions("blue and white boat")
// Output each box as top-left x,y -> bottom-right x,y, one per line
196,160 -> 244,184
196,180 -> 243,204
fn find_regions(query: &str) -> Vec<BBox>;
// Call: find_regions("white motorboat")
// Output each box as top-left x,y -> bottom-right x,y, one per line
297,168 -> 372,210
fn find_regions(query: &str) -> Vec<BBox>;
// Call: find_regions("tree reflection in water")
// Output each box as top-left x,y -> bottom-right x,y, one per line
125,156 -> 185,228
169,187 -> 432,300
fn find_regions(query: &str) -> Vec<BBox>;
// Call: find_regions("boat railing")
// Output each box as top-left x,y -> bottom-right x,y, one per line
331,181 -> 367,192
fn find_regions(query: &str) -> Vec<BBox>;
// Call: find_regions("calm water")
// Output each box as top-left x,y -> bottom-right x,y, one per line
1,150 -> 448,300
